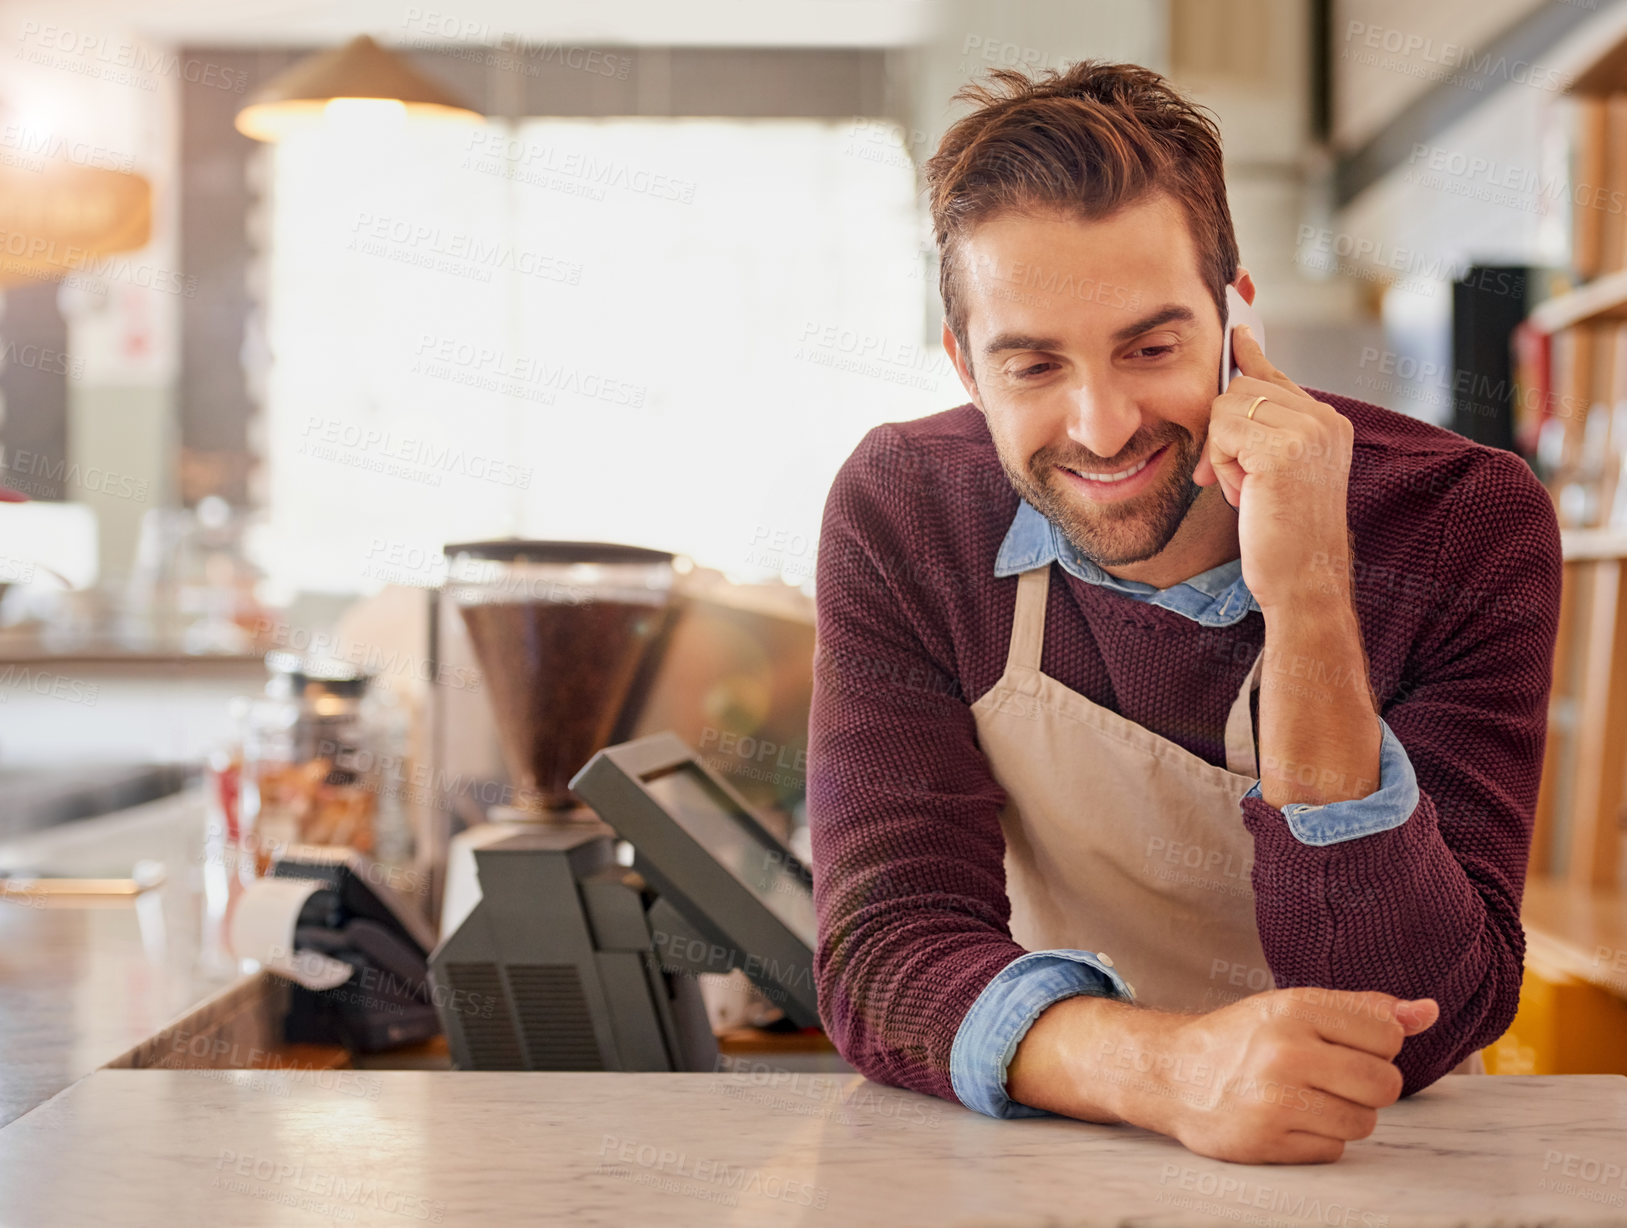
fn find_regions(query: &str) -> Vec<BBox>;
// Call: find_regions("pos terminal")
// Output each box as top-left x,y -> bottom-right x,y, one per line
427,732 -> 819,1071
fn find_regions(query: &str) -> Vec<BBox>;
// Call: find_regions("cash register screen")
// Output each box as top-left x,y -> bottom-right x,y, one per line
641,764 -> 818,951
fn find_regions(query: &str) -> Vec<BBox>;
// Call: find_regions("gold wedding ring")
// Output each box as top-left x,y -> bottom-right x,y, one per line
1246,395 -> 1268,421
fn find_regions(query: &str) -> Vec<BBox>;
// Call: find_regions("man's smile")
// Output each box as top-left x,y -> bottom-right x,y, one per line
1057,444 -> 1170,501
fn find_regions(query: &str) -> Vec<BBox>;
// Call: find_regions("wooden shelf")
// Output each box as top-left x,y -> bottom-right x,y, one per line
1528,268 -> 1627,334
1566,15 -> 1627,97
1562,527 -> 1627,561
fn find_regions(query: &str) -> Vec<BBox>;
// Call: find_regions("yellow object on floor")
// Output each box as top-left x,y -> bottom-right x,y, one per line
1484,962 -> 1627,1075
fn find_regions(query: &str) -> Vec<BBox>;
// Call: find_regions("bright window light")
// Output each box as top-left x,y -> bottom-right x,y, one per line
259,116 -> 950,595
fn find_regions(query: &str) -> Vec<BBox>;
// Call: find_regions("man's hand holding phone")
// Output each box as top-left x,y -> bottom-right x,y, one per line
1196,300 -> 1357,618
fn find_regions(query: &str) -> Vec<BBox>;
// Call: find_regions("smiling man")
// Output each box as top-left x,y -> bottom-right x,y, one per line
808,61 -> 1561,1164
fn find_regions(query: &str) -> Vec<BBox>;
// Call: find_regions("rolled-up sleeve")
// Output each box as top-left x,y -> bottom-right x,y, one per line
950,950 -> 1136,1118
1241,717 -> 1418,846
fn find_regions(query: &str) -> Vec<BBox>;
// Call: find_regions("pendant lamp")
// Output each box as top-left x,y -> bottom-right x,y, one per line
235,34 -> 482,142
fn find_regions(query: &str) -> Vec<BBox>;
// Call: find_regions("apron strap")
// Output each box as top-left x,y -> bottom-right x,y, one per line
1223,646 -> 1266,778
1007,565 -> 1050,673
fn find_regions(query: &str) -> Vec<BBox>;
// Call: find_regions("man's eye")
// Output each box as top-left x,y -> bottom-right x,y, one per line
1012,362 -> 1055,379
1131,344 -> 1175,360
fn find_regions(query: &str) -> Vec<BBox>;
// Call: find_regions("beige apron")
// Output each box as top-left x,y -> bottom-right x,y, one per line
969,563 -> 1482,1073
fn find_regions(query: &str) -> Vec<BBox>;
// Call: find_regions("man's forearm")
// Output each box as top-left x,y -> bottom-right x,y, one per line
1006,996 -> 1186,1132
1256,596 -> 1382,809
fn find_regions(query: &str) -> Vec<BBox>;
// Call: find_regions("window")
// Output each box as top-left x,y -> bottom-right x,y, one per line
257,115 -> 949,595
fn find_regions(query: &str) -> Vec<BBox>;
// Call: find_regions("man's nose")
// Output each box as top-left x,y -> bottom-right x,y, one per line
1063,380 -> 1142,462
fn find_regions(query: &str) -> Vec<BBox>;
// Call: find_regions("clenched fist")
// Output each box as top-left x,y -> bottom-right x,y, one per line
1007,986 -> 1439,1164
1157,987 -> 1438,1164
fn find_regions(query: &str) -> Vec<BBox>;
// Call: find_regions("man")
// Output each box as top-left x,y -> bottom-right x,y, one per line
807,60 -> 1560,1165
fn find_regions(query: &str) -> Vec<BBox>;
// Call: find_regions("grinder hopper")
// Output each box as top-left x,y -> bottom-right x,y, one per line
443,540 -> 681,817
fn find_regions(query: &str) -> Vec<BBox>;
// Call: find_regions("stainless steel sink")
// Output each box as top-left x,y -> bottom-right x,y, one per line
0,763 -> 198,840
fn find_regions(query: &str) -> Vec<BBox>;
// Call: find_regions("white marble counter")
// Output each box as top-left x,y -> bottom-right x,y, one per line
0,788 -> 242,1126
0,1070 -> 1623,1226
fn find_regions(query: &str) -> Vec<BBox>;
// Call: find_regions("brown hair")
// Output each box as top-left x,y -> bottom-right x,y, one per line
924,60 -> 1238,376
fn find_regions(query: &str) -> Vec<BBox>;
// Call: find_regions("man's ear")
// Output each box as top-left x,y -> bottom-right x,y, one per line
941,320 -> 983,412
1234,268 -> 1257,308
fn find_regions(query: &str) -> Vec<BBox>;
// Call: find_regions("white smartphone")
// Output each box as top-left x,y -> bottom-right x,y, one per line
1219,284 -> 1266,393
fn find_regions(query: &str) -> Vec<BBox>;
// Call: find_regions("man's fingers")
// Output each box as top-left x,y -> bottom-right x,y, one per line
1229,324 -> 1276,382
1268,1132 -> 1346,1165
1213,456 -> 1245,508
1231,325 -> 1308,400
1295,1095 -> 1380,1143
1287,989 -> 1408,1060
1395,998 -> 1439,1035
1193,448 -> 1217,488
1301,1044 -> 1406,1111
1203,371 -> 1296,495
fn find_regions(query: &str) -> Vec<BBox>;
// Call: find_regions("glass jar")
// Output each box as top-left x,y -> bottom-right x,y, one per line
237,652 -> 411,875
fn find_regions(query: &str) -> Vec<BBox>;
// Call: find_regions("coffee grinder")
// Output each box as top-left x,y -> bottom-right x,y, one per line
428,541 -> 682,927
425,540 -> 724,1071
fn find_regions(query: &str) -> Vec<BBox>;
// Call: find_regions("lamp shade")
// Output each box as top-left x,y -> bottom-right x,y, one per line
235,34 -> 482,142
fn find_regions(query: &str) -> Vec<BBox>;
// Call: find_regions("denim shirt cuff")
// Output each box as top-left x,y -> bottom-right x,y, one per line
949,950 -> 1137,1119
1240,717 -> 1419,846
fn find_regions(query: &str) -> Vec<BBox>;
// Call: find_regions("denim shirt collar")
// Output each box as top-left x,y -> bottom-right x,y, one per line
994,498 -> 1261,627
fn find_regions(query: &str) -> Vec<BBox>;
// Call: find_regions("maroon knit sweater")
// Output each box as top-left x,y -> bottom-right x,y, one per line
808,387 -> 1561,1104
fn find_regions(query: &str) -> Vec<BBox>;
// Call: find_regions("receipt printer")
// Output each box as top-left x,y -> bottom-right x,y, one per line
266,847 -> 443,1054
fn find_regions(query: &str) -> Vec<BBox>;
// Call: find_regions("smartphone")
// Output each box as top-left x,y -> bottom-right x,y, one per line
1219,284 -> 1266,394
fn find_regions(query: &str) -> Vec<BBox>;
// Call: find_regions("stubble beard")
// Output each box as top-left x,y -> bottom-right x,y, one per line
998,422 -> 1207,568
